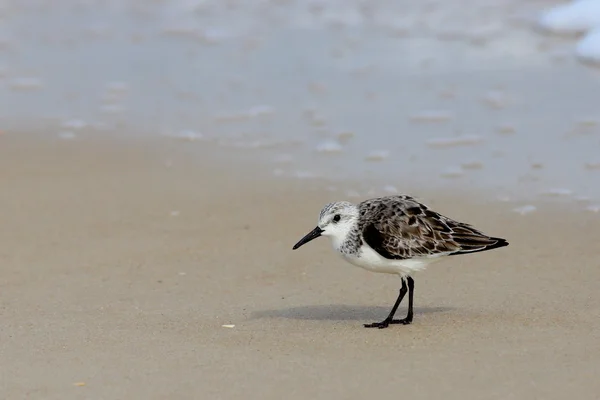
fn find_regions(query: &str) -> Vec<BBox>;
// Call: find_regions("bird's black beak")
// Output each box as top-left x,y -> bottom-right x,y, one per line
292,226 -> 323,250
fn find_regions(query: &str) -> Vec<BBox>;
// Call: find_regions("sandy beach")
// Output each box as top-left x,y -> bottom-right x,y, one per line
2,1 -> 600,398
1,132 -> 599,399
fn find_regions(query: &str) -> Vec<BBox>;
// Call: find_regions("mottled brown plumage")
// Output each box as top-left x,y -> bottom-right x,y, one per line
357,195 -> 508,260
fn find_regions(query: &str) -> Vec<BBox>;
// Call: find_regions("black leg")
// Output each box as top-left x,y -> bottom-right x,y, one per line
364,278 -> 408,329
389,276 -> 414,325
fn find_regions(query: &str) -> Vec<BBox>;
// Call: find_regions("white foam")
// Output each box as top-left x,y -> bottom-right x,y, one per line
62,119 -> 87,130
482,90 -> 509,109
537,0 -> 600,34
576,27 -> 600,64
100,105 -> 126,114
536,0 -> 600,66
273,153 -> 293,164
170,129 -> 204,141
513,205 -> 537,215
439,166 -> 464,179
215,105 -> 275,122
541,188 -> 573,197
196,28 -> 231,44
294,170 -> 317,179
586,204 -> 600,212
316,140 -> 343,154
91,122 -> 113,132
58,131 -> 76,140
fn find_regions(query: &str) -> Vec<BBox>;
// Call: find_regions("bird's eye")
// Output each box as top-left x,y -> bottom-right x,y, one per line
333,214 -> 341,223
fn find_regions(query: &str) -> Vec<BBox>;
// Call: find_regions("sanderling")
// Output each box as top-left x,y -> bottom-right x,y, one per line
292,195 -> 508,329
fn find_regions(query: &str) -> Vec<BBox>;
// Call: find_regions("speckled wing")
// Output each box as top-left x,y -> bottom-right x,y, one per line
358,196 -> 508,260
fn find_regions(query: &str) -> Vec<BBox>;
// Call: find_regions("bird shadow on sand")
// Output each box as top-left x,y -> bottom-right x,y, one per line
252,304 -> 453,321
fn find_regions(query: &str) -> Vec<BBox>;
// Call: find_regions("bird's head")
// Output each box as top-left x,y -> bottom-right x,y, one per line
292,201 -> 359,250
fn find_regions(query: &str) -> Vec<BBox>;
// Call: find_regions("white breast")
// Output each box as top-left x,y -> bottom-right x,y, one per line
339,241 -> 442,277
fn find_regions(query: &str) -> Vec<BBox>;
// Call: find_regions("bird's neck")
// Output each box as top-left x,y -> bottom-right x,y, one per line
331,234 -> 346,253
332,229 -> 361,257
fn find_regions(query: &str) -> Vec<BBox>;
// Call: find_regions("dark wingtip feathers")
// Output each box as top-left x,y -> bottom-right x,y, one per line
449,236 -> 509,256
492,237 -> 509,248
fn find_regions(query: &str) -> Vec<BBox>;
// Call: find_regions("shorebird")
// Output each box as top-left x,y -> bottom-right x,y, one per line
292,195 -> 508,328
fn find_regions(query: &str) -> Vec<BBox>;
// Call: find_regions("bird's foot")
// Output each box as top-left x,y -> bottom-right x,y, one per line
364,320 -> 391,329
389,317 -> 412,325
364,317 -> 412,329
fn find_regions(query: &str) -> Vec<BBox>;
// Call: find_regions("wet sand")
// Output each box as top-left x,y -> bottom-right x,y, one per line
1,132 -> 599,399
3,1 -> 600,202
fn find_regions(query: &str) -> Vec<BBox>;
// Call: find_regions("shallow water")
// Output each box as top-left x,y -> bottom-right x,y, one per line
1,0 -> 600,204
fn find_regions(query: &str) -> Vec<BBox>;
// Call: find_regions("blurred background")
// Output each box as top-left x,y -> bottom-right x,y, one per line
1,0 -> 600,206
